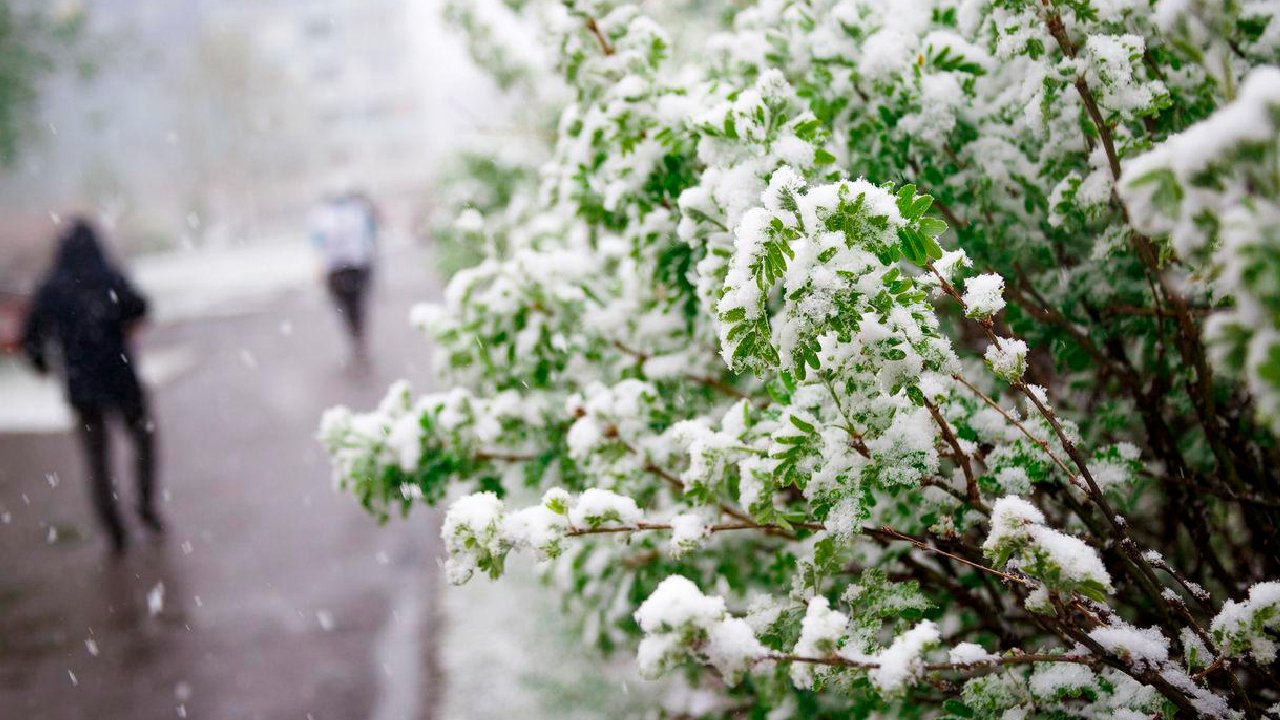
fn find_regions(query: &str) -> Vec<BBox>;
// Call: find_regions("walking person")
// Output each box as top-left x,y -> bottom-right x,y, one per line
21,219 -> 162,554
310,191 -> 377,366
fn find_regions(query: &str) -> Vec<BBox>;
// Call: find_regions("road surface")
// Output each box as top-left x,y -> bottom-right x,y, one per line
0,243 -> 442,720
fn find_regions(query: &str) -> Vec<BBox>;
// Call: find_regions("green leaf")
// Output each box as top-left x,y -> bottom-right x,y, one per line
898,227 -> 925,265
789,415 -> 817,434
793,117 -> 822,140
924,235 -> 944,261
917,216 -> 948,237
1077,580 -> 1111,603
895,183 -> 916,215
1127,167 -> 1183,213
909,195 -> 934,220
781,370 -> 796,392
723,114 -> 739,140
546,494 -> 568,515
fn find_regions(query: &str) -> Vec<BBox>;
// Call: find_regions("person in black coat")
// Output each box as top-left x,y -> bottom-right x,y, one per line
21,219 -> 163,553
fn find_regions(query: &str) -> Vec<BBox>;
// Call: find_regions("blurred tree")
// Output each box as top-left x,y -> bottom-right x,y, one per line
0,1 -> 47,164
0,0 -> 84,165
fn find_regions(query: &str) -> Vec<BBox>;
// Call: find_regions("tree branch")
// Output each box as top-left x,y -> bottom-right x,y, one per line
922,396 -> 986,510
584,17 -> 615,56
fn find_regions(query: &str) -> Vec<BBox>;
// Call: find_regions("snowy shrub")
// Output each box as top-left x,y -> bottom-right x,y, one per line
322,0 -> 1280,716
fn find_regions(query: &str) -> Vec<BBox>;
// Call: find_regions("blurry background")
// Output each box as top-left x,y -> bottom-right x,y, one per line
0,0 -> 507,284
0,1 -> 661,719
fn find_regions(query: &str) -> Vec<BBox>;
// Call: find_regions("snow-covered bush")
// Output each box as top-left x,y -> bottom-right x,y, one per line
322,0 -> 1280,715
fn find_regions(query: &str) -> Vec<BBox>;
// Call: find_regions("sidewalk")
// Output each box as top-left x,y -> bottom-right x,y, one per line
0,242 -> 440,720
0,239 -> 658,719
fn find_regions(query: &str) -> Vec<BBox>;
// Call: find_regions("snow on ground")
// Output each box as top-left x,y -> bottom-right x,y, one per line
438,491 -> 662,720
370,573 -> 429,720
439,553 -> 661,720
0,358 -> 70,432
131,240 -> 317,323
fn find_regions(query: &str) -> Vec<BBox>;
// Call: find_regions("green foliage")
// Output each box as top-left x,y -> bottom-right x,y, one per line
323,0 -> 1280,716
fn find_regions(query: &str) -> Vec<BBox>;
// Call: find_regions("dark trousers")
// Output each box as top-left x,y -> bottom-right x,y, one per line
327,266 -> 371,344
74,394 -> 156,548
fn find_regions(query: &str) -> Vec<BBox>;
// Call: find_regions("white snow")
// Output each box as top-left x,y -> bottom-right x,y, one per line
985,496 -> 1113,593
502,503 -> 569,558
1082,34 -> 1166,117
1088,622 -> 1170,667
985,337 -> 1029,382
441,492 -> 506,585
962,273 -> 1006,318
147,582 -> 166,617
932,249 -> 971,284
866,620 -> 940,694
1029,662 -> 1096,698
668,512 -> 711,556
705,617 -> 768,679
949,642 -> 994,664
634,575 -> 726,634
1210,581 -> 1280,663
1122,66 -> 1280,256
454,208 -> 485,233
567,488 -> 643,528
790,595 -> 849,687
132,241 -> 317,323
0,346 -> 195,432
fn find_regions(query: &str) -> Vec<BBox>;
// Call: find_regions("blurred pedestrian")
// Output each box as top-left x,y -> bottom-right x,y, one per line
21,219 -> 162,554
310,191 -> 378,366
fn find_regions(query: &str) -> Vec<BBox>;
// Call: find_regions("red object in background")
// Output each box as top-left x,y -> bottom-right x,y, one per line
0,292 -> 29,354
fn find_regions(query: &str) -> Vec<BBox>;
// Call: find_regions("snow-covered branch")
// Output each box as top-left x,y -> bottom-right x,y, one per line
321,0 -> 1280,714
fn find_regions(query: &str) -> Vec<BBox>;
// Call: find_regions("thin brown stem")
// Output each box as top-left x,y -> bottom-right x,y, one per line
584,17 -> 614,56
566,520 -> 812,537
771,651 -> 1096,673
869,525 -> 1029,587
614,340 -> 759,404
949,373 -> 1078,484
922,396 -> 986,510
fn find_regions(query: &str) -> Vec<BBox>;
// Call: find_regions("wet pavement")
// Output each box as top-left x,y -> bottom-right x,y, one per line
0,244 -> 442,720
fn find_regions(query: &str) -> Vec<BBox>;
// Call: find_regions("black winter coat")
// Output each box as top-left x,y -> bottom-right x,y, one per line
21,223 -> 149,409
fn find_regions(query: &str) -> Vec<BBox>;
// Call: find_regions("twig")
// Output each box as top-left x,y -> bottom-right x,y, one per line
770,651 -> 1096,673
614,340 -> 759,404
922,396 -> 986,510
949,373 -> 1078,485
869,525 -> 1029,587
565,520 -> 812,537
584,17 -> 615,56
